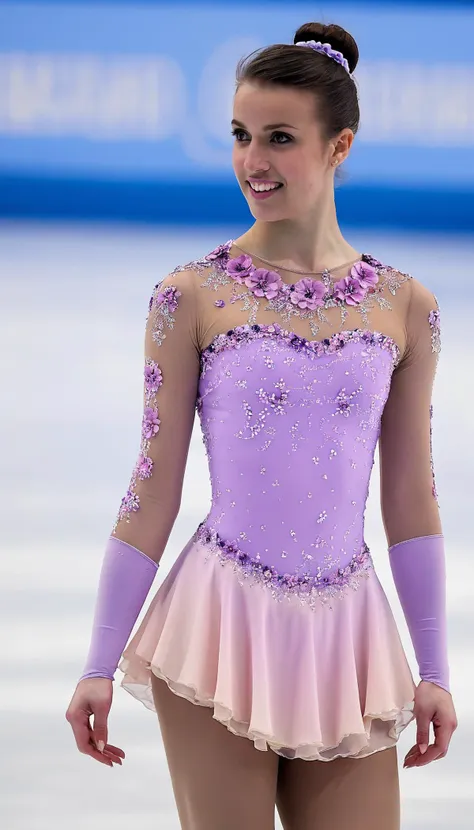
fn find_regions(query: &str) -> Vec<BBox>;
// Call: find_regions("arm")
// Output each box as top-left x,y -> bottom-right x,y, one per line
379,278 -> 450,693
78,270 -> 200,682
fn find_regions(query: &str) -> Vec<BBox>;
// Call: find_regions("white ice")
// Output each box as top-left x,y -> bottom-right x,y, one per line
1,221 -> 473,829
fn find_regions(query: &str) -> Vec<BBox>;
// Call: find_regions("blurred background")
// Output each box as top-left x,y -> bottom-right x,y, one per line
1,1 -> 473,829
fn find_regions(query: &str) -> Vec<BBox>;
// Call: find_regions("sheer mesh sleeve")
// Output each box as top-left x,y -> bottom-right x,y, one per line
379,278 -> 443,546
110,269 -> 201,562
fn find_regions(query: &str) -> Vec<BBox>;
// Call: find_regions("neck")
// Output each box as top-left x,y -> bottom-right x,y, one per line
235,190 -> 360,273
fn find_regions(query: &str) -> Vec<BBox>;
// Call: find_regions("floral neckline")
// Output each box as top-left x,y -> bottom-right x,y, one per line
204,239 -> 383,311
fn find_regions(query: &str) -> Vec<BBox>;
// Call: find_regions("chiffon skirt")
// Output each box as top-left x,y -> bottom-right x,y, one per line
118,533 -> 416,762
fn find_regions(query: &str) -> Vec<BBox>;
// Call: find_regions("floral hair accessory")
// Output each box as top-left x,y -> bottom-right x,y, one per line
294,40 -> 351,75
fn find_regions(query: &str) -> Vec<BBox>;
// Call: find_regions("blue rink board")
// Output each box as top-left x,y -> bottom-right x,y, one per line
1,2 -> 473,229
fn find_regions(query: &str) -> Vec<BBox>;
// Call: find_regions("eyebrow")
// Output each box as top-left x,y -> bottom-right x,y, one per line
231,119 -> 299,131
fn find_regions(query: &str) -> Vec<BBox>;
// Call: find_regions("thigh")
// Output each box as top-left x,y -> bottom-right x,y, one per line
276,747 -> 400,830
151,672 -> 279,830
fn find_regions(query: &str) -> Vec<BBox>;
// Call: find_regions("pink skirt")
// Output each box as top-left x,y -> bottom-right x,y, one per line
118,534 -> 416,762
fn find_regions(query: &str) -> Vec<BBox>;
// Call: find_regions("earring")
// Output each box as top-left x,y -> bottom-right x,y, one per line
332,158 -> 339,167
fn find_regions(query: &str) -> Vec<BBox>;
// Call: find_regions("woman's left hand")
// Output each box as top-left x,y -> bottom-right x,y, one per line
403,680 -> 458,768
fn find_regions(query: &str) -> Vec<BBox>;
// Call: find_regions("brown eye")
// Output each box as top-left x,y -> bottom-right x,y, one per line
271,132 -> 292,144
231,129 -> 248,141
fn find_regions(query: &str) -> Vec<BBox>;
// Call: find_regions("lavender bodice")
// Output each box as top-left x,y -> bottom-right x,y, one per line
111,241 -> 441,611
196,324 -> 398,594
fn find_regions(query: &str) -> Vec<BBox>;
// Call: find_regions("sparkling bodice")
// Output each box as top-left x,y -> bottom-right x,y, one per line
197,324 -> 397,586
111,239 -> 441,610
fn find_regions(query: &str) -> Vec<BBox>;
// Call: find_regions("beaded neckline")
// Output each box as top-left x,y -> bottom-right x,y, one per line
203,239 -> 384,319
200,323 -> 401,374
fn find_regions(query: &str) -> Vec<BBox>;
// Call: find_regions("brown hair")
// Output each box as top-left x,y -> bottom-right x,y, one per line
235,22 -> 360,148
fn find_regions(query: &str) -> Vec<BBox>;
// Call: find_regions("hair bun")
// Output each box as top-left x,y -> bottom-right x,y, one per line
293,22 -> 359,73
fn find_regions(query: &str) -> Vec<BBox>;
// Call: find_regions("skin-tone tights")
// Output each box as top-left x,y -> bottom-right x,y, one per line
151,674 -> 400,830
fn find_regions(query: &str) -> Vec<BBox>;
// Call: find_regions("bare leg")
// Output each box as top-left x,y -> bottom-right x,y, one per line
276,746 -> 400,830
151,672 -> 279,830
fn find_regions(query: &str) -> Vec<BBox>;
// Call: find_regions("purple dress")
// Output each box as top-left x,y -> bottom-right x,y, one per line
114,240 -> 442,761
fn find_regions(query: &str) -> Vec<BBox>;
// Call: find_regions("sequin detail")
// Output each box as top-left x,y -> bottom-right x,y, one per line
200,323 -> 401,376
196,242 -> 412,338
428,301 -> 441,355
112,284 -> 182,532
113,357 -> 164,531
195,522 -> 373,610
148,283 -> 182,347
429,404 -> 439,505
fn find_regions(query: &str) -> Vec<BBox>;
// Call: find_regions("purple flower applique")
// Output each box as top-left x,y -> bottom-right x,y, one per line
289,278 -> 327,310
155,285 -> 182,313
136,454 -> 154,480
214,299 -> 225,308
333,275 -> 366,306
350,261 -> 379,290
142,406 -> 160,440
119,489 -> 140,519
245,268 -> 282,300
361,253 -> 383,269
144,361 -> 163,393
205,241 -> 232,260
226,254 -> 255,284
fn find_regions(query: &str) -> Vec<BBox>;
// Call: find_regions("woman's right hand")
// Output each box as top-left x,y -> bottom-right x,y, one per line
65,678 -> 125,767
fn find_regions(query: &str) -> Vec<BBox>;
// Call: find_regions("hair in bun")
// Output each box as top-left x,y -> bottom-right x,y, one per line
293,22 -> 359,74
236,21 -> 361,146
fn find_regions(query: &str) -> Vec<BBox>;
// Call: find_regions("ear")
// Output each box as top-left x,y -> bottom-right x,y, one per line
335,129 -> 354,162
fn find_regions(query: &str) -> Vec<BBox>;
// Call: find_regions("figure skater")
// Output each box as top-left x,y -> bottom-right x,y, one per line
66,21 -> 458,830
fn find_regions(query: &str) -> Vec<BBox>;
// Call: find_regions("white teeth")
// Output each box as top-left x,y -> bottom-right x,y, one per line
249,182 -> 281,192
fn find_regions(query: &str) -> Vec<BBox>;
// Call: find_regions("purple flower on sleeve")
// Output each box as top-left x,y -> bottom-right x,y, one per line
142,406 -> 160,440
334,276 -> 366,306
227,254 -> 255,283
119,489 -> 140,519
244,268 -> 283,300
136,454 -> 154,480
350,261 -> 379,290
144,361 -> 163,393
155,285 -> 182,313
289,278 -> 327,310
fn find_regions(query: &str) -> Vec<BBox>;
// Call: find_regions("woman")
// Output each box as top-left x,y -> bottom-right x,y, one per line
66,21 -> 458,830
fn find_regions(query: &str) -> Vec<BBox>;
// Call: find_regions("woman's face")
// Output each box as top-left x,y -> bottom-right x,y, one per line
232,82 -> 347,220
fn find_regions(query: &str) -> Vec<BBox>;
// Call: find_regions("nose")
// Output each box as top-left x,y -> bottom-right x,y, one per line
243,141 -> 270,175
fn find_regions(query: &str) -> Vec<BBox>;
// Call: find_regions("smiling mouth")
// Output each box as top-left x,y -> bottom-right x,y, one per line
247,182 -> 284,193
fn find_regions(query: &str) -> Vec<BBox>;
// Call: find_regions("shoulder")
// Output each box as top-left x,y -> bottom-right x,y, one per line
147,239 -> 233,311
406,276 -> 439,316
375,257 -> 439,320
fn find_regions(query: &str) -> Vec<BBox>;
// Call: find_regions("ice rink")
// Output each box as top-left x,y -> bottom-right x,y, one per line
1,222 -> 473,829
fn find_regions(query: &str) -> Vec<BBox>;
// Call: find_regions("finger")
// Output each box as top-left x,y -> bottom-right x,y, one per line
92,707 -> 110,753
104,744 -> 126,759
413,723 -> 454,767
102,750 -> 122,765
415,712 -> 432,755
411,745 -> 440,766
404,748 -> 421,768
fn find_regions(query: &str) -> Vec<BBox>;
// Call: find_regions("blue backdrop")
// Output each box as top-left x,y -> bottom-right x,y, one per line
1,1 -> 473,229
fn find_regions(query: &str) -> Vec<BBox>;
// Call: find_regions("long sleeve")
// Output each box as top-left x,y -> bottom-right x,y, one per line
78,269 -> 201,683
379,278 -> 442,545
379,278 -> 450,692
111,269 -> 201,561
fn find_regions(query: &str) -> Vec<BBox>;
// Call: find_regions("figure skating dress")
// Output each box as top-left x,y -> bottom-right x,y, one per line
115,240 -> 442,761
